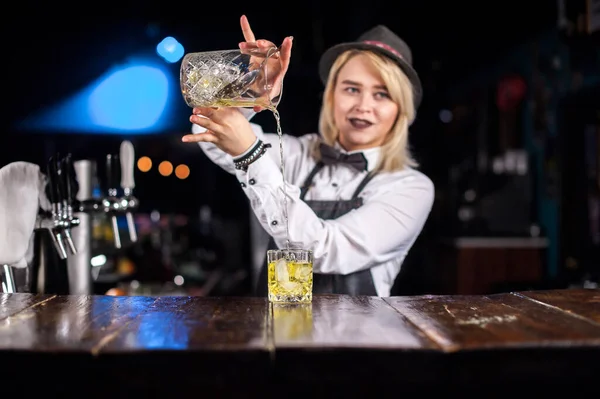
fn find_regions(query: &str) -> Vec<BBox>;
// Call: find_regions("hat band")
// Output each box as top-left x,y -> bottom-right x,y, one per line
362,40 -> 403,60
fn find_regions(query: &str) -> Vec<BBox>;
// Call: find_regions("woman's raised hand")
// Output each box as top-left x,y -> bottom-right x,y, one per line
238,15 -> 293,112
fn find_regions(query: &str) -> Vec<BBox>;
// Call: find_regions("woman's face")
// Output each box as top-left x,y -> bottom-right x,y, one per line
332,54 -> 399,152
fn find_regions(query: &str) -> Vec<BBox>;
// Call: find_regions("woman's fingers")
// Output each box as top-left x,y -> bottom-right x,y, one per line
195,106 -> 243,124
279,36 -> 293,73
193,107 -> 218,117
190,114 -> 220,133
181,130 -> 217,143
194,106 -> 236,123
239,39 -> 278,55
240,15 -> 255,43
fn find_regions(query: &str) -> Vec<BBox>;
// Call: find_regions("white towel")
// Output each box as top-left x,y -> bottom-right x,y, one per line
0,161 -> 50,268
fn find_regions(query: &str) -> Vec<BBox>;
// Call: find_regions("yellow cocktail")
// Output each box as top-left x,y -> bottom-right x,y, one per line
267,249 -> 313,303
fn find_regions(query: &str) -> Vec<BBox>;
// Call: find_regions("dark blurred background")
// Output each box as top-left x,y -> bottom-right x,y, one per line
2,0 -> 599,296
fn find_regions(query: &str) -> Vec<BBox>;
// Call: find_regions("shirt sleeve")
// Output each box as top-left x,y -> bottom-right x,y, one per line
235,150 -> 436,276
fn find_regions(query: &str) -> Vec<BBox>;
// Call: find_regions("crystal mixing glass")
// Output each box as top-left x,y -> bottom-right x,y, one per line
180,46 -> 282,109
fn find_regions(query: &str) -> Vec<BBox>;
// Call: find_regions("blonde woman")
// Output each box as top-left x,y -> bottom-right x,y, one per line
184,16 -> 435,297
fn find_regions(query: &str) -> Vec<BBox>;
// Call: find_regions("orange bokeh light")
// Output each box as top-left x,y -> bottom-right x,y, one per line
137,156 -> 152,172
158,161 -> 173,176
175,164 -> 190,179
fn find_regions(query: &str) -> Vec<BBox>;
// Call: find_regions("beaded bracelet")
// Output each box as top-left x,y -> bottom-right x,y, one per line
234,140 -> 272,171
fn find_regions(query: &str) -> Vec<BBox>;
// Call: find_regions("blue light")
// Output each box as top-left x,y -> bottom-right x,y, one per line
89,65 -> 168,130
17,58 -> 173,134
156,36 -> 184,63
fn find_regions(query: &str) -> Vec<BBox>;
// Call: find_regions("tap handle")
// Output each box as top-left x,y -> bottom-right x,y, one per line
56,155 -> 69,206
120,140 -> 135,191
120,141 -> 138,243
106,154 -> 120,193
62,154 -> 79,206
45,155 -> 60,205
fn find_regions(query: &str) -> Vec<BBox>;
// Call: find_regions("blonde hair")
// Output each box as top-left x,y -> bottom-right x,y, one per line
317,50 -> 418,173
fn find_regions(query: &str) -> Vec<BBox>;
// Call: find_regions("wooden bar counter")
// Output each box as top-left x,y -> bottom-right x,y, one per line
1,289 -> 599,396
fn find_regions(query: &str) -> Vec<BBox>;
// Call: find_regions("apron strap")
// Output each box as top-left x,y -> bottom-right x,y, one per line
350,172 -> 377,199
300,162 -> 325,200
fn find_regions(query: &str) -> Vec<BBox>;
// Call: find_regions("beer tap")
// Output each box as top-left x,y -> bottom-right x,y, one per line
119,140 -> 138,244
41,154 -> 79,260
62,154 -> 81,223
70,142 -> 139,252
58,154 -> 79,255
102,154 -> 123,249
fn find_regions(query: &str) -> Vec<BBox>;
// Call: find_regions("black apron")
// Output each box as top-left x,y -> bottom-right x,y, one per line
255,161 -> 378,296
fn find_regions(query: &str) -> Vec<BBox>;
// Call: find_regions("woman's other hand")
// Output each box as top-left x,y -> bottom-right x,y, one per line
183,107 -> 257,157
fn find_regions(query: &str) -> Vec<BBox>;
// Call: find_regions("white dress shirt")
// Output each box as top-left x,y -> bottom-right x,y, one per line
192,112 -> 435,297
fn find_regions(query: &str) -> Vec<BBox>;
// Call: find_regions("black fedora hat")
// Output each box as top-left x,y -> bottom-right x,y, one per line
318,25 -> 423,108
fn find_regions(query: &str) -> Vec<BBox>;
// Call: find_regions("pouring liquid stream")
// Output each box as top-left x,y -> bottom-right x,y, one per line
270,107 -> 291,251
208,100 -> 291,251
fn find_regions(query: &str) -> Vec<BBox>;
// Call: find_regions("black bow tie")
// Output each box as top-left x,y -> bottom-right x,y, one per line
319,143 -> 368,172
